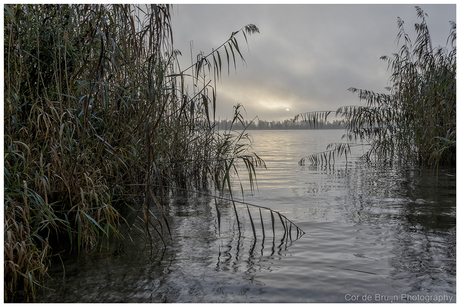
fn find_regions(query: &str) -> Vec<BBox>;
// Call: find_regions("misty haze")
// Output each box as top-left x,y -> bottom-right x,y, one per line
5,4 -> 455,303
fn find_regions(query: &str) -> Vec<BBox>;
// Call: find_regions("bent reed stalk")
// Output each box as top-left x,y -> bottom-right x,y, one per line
4,4 -> 264,302
295,7 -> 456,169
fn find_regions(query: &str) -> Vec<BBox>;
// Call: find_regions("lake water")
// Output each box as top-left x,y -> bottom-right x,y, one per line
36,129 -> 456,303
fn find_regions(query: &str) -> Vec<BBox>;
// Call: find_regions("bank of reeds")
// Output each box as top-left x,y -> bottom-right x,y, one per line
296,7 -> 456,169
4,4 -> 265,301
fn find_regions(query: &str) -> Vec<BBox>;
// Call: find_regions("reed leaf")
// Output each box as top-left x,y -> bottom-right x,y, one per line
3,4 -> 302,302
294,6 -> 455,169
247,205 -> 257,240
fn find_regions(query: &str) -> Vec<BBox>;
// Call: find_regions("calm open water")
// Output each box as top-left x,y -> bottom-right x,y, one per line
37,129 -> 456,303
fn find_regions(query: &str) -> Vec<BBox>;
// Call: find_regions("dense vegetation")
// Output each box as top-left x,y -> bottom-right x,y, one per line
296,7 -> 456,168
5,4 -> 454,302
4,4 -> 271,301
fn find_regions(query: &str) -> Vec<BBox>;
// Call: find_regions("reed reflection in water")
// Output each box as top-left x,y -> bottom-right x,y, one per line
36,130 -> 456,303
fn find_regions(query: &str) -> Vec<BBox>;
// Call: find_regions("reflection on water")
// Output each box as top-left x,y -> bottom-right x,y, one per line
342,164 -> 456,298
36,130 -> 456,303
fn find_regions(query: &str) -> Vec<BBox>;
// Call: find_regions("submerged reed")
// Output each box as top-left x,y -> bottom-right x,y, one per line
4,4 -> 281,301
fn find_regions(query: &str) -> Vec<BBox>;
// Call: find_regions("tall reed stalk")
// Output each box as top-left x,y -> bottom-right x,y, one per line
4,4 -> 268,301
296,7 -> 456,169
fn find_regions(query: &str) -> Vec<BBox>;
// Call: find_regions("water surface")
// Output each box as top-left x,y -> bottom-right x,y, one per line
37,129 -> 456,303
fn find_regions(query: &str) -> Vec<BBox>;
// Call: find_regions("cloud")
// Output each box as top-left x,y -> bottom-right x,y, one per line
171,4 -> 456,121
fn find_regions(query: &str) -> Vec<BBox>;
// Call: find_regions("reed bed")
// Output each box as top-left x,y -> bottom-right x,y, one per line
4,4 -> 268,301
296,7 -> 456,168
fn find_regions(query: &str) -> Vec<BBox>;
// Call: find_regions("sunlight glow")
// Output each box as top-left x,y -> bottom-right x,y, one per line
257,99 -> 290,110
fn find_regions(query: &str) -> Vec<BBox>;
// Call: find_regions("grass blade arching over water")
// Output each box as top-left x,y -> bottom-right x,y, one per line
4,4 -> 279,301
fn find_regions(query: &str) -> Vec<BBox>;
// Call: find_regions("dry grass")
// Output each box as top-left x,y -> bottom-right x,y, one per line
296,7 -> 456,168
4,4 -> 265,301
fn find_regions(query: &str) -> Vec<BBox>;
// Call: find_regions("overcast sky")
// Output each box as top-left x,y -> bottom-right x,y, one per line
169,3 -> 456,122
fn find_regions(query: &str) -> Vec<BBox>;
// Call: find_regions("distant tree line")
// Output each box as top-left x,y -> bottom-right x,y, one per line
216,118 -> 345,130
